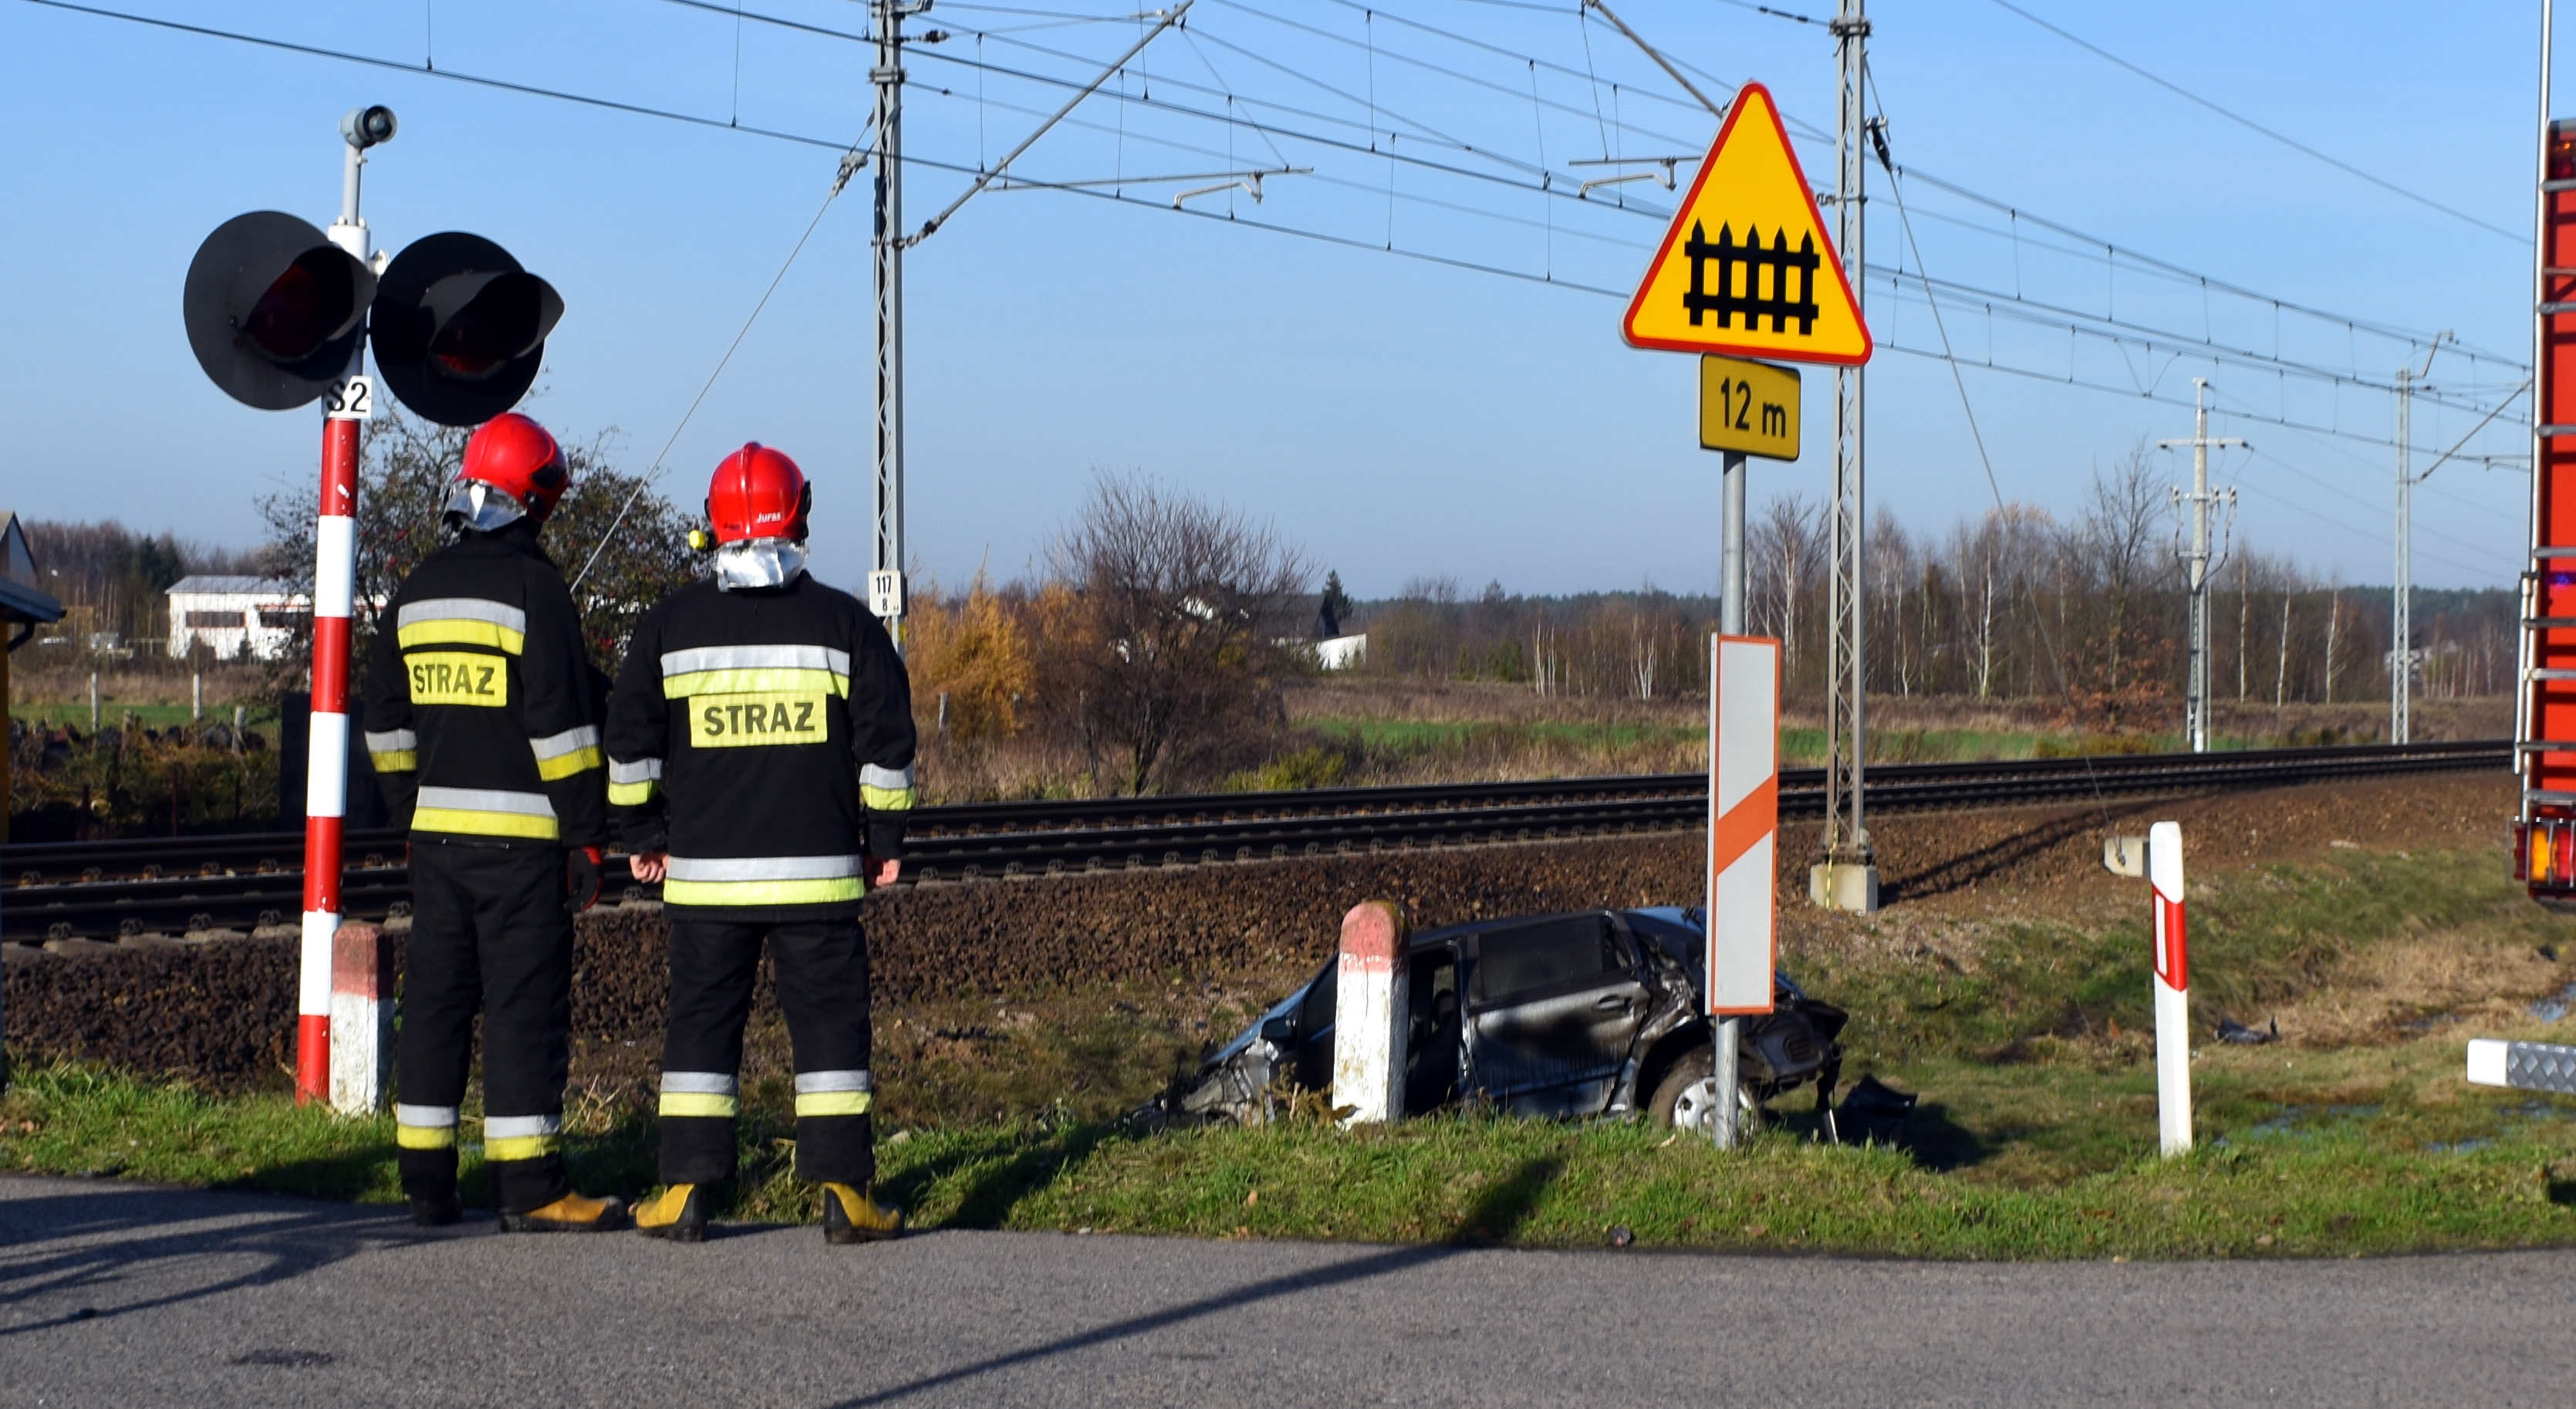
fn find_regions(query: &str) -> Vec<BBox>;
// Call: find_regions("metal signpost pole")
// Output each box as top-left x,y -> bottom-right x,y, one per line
1713,448 -> 1747,1149
297,120 -> 378,1105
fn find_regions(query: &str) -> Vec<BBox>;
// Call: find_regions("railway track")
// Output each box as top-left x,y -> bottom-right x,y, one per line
0,740 -> 2506,943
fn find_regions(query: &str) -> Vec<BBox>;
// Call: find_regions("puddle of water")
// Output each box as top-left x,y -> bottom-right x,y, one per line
2425,1137 -> 2495,1154
2527,981 -> 2576,1022
2244,1104 -> 2382,1140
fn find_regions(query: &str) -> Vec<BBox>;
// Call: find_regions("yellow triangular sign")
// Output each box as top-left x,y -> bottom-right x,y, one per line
1622,83 -> 1871,366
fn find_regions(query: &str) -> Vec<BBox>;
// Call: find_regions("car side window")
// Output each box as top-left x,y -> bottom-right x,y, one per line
1472,914 -> 1627,1007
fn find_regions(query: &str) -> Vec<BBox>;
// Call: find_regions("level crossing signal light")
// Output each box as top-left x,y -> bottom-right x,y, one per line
183,220 -> 561,426
181,211 -> 377,411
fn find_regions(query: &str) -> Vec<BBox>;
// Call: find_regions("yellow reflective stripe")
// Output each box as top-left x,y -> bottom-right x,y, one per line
607,779 -> 659,806
663,667 -> 848,700
861,785 -> 917,812
661,876 -> 866,907
794,1090 -> 874,1117
398,619 -> 525,654
485,1134 -> 559,1161
535,745 -> 604,781
412,807 -> 561,841
370,750 -> 418,773
658,1092 -> 741,1118
397,1124 -> 456,1151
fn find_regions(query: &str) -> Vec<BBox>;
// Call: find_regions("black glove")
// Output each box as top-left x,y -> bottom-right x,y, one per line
565,846 -> 604,914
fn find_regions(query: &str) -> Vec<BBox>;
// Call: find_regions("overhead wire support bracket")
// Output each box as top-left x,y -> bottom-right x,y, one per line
1580,0 -> 1725,118
1568,154 -> 1683,198
905,0 -> 1193,245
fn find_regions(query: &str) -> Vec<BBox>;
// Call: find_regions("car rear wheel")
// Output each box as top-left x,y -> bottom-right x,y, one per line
1649,1045 -> 1758,1135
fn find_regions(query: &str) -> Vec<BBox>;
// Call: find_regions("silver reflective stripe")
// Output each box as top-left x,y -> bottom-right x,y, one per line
660,644 -> 851,677
529,725 -> 602,760
399,596 -> 528,633
416,786 -> 557,817
660,1072 -> 740,1096
396,1103 -> 457,1127
484,1113 -> 562,1139
795,1069 -> 873,1094
366,729 -> 418,752
664,854 -> 865,881
608,756 -> 663,785
860,764 -> 913,790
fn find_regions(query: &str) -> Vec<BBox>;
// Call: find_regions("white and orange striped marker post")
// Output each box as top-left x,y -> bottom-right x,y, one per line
1332,900 -> 1408,1126
1707,634 -> 1781,1150
329,921 -> 393,1113
2105,822 -> 2192,1155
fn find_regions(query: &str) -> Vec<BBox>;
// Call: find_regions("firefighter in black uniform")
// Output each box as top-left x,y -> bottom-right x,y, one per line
361,412 -> 626,1232
609,443 -> 917,1243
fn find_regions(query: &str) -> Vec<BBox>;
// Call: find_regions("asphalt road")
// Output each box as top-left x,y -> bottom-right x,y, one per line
3,1174 -> 2571,1408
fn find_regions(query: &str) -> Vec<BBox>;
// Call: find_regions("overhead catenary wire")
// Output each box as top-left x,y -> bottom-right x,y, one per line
572,137 -> 874,590
19,0 -> 2533,544
1983,0 -> 2524,245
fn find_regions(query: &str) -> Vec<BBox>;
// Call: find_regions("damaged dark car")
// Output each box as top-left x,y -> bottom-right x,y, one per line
1170,906 -> 1852,1133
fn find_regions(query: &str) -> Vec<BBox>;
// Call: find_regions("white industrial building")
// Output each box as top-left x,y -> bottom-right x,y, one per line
165,576 -> 309,661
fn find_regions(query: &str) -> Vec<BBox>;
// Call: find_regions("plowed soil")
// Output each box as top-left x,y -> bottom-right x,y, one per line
2,772 -> 2517,1090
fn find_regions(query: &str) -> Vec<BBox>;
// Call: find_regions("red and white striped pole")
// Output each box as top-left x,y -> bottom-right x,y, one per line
2104,822 -> 2193,1155
2147,820 -> 2192,1156
297,136 -> 376,1106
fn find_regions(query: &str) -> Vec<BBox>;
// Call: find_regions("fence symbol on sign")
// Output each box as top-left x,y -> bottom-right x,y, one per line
1683,224 -> 1819,334
1622,83 -> 1870,366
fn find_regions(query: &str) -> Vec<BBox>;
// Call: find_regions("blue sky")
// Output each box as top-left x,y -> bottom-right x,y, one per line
0,0 -> 2554,595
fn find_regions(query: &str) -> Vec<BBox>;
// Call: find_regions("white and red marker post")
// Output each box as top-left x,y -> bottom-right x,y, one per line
2105,821 -> 2192,1155
329,921 -> 393,1112
298,140 -> 378,1108
1705,634 -> 1781,1150
1332,900 -> 1408,1126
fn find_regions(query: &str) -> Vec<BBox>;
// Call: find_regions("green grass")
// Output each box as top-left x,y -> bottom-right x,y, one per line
9,845 -> 2576,1258
10,701 -> 280,731
1302,717 -> 1701,753
1797,849 -> 2552,1069
8,1051 -> 2576,1259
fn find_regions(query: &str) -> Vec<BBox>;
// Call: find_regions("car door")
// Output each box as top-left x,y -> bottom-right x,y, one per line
1463,914 -> 1649,1116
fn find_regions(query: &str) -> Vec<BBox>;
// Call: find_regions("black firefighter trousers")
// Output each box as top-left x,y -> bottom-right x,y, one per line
658,917 -> 876,1189
397,840 -> 574,1215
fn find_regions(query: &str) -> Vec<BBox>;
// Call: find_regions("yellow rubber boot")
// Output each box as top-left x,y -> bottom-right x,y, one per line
500,1191 -> 629,1233
635,1184 -> 709,1242
822,1183 -> 904,1244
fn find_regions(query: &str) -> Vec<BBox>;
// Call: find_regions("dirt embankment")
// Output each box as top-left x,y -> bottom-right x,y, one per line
2,772 -> 2522,1087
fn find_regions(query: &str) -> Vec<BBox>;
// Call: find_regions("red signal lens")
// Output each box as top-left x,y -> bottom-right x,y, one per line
241,250 -> 358,363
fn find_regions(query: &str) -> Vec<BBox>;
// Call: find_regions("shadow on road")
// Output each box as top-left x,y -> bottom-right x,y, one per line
820,1154 -> 1565,1408
0,1181 -> 424,1337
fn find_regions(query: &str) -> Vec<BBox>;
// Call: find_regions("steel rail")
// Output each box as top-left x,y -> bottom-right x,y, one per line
2,741 -> 2508,941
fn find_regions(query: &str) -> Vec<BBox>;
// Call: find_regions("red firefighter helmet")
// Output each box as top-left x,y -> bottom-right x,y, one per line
453,412 -> 572,525
705,442 -> 812,544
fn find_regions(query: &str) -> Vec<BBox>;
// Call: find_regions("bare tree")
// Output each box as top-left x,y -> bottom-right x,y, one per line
1035,472 -> 1312,795
258,410 -> 701,684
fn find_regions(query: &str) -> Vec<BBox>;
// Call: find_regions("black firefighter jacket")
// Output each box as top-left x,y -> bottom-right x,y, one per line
603,573 -> 917,923
360,522 -> 609,850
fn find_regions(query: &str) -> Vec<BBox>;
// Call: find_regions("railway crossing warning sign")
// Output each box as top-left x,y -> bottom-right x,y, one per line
1622,83 -> 1871,366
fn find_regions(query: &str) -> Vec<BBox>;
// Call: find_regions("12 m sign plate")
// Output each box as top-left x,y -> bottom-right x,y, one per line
1699,355 -> 1799,461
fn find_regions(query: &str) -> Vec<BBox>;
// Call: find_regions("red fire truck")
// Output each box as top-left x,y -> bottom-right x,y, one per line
2517,120 -> 2576,901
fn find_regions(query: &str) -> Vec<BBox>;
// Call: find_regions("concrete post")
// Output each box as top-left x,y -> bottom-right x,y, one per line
328,921 -> 393,1115
1332,900 -> 1408,1126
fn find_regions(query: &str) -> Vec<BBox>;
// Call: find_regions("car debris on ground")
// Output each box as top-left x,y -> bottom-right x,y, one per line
1152,906 -> 1913,1142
